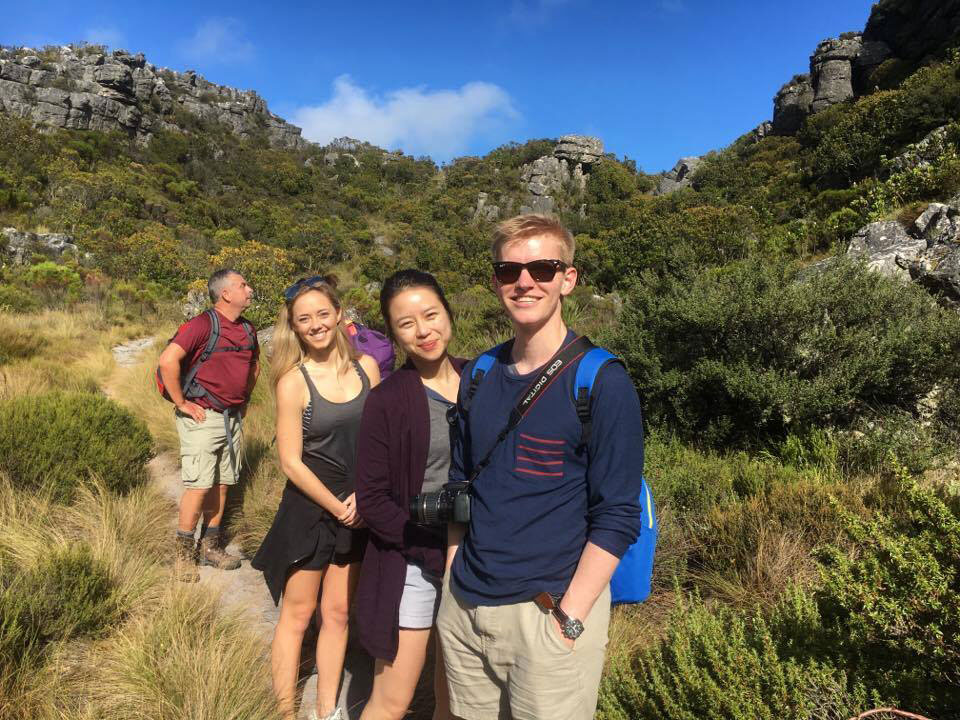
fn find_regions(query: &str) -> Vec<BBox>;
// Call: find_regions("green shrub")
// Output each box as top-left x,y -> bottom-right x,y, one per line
0,284 -> 40,313
0,543 -> 118,686
612,259 -> 960,448
816,469 -> 960,712
597,593 -> 864,720
0,391 -> 152,501
802,57 -> 960,185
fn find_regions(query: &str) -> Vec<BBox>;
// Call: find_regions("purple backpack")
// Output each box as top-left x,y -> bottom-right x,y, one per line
346,322 -> 395,380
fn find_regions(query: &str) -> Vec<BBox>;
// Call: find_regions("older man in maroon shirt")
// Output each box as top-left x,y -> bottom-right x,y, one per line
158,269 -> 259,581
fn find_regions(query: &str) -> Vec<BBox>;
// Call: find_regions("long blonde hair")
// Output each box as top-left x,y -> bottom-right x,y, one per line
270,275 -> 359,392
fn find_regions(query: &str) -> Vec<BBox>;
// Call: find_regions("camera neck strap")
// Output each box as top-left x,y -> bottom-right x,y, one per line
466,335 -> 594,485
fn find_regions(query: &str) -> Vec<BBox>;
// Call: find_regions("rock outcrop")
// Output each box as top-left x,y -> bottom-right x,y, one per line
772,34 -> 890,134
473,192 -> 501,222
885,125 -> 953,176
864,0 -> 960,63
846,220 -> 926,281
654,156 -> 702,196
518,135 -> 603,215
2,227 -> 80,264
846,197 -> 960,305
0,44 -> 307,149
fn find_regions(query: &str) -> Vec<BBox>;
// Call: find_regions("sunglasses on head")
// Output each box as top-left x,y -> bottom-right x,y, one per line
492,259 -> 568,284
283,275 -> 327,302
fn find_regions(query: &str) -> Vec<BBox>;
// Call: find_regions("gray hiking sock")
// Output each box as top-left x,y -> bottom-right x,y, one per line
176,530 -> 195,541
201,525 -> 220,541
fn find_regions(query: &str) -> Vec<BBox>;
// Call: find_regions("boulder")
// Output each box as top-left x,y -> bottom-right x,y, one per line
181,288 -> 208,319
553,135 -> 603,165
654,156 -> 702,196
772,76 -> 814,135
473,192 -> 501,222
1,227 -> 79,264
909,243 -> 960,304
914,203 -> 960,245
810,37 -> 862,113
846,220 -> 926,281
885,125 -> 952,176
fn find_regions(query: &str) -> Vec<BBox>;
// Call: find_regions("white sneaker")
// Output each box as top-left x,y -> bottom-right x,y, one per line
307,708 -> 343,720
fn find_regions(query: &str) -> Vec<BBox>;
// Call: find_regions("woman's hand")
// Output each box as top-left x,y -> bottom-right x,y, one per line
337,493 -> 365,528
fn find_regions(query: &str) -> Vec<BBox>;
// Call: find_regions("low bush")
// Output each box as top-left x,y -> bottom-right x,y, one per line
597,592 -> 866,720
0,391 -> 152,501
613,259 -> 960,448
0,543 -> 118,682
817,469 -> 960,713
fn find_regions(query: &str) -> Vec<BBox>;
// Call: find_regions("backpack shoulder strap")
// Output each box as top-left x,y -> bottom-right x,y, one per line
573,347 -> 620,448
181,310 -> 221,395
461,344 -> 503,413
239,318 -> 256,348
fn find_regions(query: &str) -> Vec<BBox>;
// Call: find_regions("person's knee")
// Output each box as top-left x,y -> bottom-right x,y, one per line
279,598 -> 316,633
319,599 -> 350,630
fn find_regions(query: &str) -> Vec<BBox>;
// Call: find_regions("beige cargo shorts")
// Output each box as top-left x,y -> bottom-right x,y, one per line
437,573 -> 610,720
175,409 -> 243,489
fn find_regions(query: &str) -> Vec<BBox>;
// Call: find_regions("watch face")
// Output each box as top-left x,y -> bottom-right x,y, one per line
562,618 -> 585,640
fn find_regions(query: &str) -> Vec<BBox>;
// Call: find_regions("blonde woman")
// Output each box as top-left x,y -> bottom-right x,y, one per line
252,275 -> 381,720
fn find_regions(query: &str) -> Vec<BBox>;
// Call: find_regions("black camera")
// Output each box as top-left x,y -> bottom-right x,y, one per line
409,481 -> 471,526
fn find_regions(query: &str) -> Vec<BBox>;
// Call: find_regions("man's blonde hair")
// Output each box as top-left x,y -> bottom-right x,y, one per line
491,214 -> 576,264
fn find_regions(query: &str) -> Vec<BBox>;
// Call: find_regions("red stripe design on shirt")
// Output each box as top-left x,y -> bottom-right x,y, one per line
517,445 -> 563,455
517,455 -> 562,466
515,467 -> 563,477
519,433 -> 565,445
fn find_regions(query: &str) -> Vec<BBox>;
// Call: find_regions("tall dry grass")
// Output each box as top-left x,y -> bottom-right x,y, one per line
0,307 -> 155,402
62,585 -> 281,720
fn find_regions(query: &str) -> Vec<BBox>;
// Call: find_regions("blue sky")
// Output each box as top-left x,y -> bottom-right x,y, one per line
5,1 -> 875,171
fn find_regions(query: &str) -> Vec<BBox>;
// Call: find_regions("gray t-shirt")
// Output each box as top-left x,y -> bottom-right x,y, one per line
422,387 -> 455,495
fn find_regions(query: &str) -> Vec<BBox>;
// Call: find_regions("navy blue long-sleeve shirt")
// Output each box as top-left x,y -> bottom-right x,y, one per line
449,333 -> 646,606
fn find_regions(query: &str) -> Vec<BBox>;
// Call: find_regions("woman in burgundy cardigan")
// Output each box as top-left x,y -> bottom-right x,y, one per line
355,270 -> 463,720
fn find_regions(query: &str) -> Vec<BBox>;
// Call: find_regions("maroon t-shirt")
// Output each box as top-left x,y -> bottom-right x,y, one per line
172,310 -> 259,410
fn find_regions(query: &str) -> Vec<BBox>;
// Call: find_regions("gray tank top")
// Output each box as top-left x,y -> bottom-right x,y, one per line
298,361 -> 370,497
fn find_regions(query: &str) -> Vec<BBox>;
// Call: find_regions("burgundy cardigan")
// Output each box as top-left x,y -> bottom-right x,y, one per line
354,357 -> 466,662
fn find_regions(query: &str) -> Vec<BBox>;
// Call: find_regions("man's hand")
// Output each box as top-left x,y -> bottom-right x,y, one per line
550,613 -> 575,649
177,400 -> 206,423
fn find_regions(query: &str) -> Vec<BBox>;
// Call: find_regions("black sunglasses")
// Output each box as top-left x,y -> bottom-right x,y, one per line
284,275 -> 327,301
492,259 -> 568,284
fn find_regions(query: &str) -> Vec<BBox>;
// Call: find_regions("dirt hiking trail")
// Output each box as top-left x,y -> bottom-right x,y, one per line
108,337 -> 376,720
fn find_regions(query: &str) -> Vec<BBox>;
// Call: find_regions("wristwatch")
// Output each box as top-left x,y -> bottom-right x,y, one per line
536,592 -> 585,640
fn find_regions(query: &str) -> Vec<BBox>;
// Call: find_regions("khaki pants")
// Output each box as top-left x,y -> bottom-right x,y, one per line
437,574 -> 610,720
175,409 -> 243,489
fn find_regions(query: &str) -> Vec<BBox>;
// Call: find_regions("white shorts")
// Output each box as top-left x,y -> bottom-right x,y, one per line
398,563 -> 442,629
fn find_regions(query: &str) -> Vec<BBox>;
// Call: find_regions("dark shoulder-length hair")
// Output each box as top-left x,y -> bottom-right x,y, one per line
379,269 -> 454,339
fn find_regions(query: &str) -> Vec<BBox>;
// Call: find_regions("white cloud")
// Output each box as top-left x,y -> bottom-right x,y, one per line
292,75 -> 520,162
179,17 -> 254,64
83,26 -> 125,49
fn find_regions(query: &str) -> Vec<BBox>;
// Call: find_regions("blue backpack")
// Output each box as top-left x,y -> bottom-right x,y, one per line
469,343 -> 657,605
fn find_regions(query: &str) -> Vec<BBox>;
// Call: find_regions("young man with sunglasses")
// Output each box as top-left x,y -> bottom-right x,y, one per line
158,269 -> 259,581
437,214 -> 645,720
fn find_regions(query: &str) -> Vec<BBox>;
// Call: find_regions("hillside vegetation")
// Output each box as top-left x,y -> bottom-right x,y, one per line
3,8 -> 960,718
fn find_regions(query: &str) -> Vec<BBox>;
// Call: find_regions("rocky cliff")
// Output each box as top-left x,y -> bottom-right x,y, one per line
772,0 -> 960,136
518,135 -> 603,214
0,44 -> 307,149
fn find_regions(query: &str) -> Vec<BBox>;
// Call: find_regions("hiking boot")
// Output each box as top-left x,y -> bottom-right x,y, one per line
174,534 -> 199,583
199,535 -> 242,570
